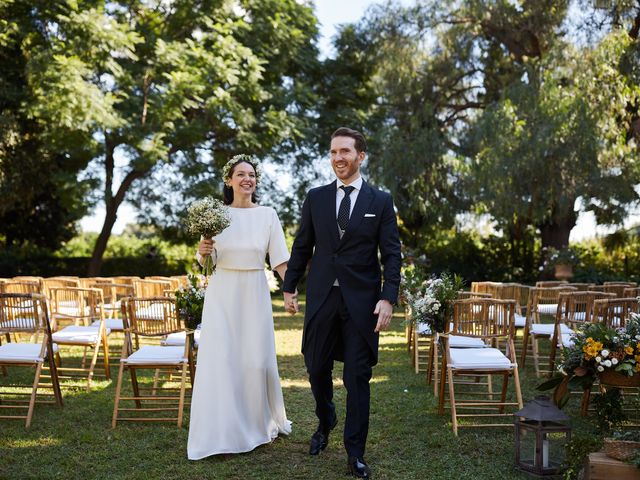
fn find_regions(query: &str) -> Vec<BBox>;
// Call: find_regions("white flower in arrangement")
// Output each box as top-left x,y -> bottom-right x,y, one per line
264,267 -> 279,292
597,365 -> 605,372
601,349 -> 609,358
185,196 -> 232,239
611,358 -> 619,365
603,359 -> 612,367
184,197 -> 232,276
595,356 -> 602,363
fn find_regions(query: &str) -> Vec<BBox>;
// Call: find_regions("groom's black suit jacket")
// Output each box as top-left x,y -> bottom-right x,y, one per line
283,180 -> 401,365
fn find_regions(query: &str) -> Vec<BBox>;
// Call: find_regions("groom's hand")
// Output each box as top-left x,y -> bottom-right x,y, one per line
373,299 -> 393,332
283,291 -> 299,315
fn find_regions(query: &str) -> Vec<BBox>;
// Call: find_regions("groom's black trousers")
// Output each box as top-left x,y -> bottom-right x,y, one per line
304,287 -> 373,458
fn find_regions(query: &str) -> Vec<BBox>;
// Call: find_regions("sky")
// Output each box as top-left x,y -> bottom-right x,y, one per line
81,0 -> 639,240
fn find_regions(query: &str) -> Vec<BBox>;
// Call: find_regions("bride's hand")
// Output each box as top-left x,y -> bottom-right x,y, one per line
198,238 -> 215,256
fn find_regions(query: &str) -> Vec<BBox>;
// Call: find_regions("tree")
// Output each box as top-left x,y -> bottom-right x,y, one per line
0,1 -> 96,250
470,32 -> 640,252
346,1 -> 639,266
1,0 -> 319,274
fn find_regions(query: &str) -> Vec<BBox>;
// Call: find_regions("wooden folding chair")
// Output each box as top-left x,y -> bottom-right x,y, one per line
112,297 -> 194,427
43,277 -> 81,301
535,281 -> 569,288
0,293 -> 63,427
593,297 -> 640,329
438,298 -> 523,435
623,287 -> 640,298
49,287 -> 110,391
520,286 -> 576,376
133,279 -> 173,297
547,291 -> 616,375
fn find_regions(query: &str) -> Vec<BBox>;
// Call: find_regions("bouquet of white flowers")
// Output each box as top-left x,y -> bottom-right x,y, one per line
404,272 -> 464,333
184,197 -> 231,276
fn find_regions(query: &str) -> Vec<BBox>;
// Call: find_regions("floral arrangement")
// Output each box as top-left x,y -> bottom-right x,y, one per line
184,196 -> 231,275
222,154 -> 262,184
539,246 -> 579,272
175,274 -> 206,330
539,312 -> 640,406
402,271 -> 464,333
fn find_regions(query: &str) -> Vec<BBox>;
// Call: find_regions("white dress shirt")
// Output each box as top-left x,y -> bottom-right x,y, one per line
335,176 -> 363,222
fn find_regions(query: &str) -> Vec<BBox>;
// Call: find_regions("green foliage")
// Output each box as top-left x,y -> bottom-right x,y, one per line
0,0 -> 321,272
593,388 -> 627,432
345,1 -> 640,256
562,434 -> 603,480
174,274 -> 206,330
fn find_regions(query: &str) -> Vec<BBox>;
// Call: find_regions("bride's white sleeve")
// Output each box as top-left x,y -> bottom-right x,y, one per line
268,209 -> 289,268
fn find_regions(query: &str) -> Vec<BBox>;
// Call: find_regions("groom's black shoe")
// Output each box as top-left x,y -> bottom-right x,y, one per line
308,415 -> 338,455
347,456 -> 371,478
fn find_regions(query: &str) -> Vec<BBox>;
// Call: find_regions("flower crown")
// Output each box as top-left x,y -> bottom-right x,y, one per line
222,154 -> 262,185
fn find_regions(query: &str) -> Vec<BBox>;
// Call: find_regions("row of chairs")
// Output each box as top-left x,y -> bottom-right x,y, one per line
0,292 -> 194,428
407,281 -> 640,434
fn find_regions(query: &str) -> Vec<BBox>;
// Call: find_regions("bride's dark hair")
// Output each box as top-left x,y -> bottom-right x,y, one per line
222,157 -> 260,205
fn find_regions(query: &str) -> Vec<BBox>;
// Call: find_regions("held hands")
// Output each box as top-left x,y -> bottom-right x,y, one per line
283,290 -> 299,315
198,238 -> 215,257
374,299 -> 393,332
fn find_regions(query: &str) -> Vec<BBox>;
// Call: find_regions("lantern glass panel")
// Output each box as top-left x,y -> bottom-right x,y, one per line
517,425 -> 536,469
544,430 -> 568,470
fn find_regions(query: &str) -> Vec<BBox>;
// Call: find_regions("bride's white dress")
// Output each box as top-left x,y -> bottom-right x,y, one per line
187,206 -> 292,460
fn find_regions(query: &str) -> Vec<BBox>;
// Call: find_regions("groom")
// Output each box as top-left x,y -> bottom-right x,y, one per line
283,127 -> 401,479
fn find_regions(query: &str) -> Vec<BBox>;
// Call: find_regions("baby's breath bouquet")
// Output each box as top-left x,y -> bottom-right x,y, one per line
185,197 -> 231,276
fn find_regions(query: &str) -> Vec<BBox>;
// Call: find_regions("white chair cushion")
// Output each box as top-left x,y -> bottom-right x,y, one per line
530,323 -> 573,336
161,330 -> 200,348
124,346 -> 186,365
103,301 -> 122,310
91,319 -> 124,331
536,304 -> 558,315
0,342 -> 58,363
52,326 -> 110,345
561,334 -> 575,348
449,335 -> 487,348
449,347 -> 514,370
514,313 -> 526,328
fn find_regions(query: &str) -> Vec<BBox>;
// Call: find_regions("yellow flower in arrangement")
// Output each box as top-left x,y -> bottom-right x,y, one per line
582,338 -> 603,360
625,345 -> 635,356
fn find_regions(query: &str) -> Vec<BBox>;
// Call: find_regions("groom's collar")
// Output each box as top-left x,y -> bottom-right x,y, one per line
335,176 -> 363,191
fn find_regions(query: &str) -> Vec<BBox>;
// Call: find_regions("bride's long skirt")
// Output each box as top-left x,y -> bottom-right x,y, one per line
187,268 -> 291,460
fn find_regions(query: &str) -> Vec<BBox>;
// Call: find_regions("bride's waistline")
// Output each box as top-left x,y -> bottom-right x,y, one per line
215,267 -> 264,272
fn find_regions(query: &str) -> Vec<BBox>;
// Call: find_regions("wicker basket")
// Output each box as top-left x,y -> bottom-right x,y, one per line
603,438 -> 640,462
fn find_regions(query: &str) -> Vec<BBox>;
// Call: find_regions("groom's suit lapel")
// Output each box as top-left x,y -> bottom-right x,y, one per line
321,182 -> 340,249
339,181 -> 374,247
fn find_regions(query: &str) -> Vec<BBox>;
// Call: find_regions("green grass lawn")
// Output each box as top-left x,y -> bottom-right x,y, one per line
1,297 -> 599,480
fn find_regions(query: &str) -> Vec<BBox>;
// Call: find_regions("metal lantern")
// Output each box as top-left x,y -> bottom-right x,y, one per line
514,395 -> 572,477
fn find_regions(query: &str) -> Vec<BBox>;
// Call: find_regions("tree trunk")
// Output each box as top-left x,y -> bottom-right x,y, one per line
539,213 -> 576,251
87,202 -> 119,276
87,165 -> 146,276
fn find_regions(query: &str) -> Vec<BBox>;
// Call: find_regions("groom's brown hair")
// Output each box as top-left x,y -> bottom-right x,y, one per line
331,127 -> 367,153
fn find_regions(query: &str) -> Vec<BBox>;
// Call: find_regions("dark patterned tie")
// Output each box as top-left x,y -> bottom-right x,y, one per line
337,185 -> 355,233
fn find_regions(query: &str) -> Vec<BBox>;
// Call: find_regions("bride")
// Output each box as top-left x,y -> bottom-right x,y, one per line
187,154 -> 292,460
